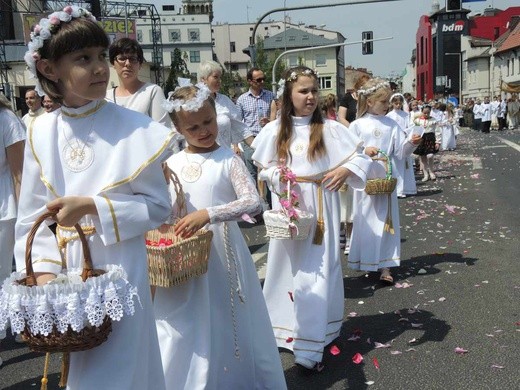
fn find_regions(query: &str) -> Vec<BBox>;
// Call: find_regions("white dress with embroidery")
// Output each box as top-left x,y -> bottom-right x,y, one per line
386,109 -> 417,196
215,93 -> 253,148
251,116 -> 371,365
13,100 -> 173,390
154,146 -> 287,390
348,113 -> 416,272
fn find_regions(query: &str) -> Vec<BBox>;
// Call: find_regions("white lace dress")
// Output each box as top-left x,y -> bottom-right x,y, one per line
154,146 -> 287,389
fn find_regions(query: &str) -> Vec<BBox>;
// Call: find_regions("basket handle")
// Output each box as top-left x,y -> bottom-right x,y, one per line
372,150 -> 393,180
169,170 -> 187,218
24,211 -> 94,286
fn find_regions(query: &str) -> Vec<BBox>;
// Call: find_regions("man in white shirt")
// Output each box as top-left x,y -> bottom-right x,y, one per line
472,99 -> 483,132
481,96 -> 492,133
490,96 -> 500,130
21,89 -> 45,128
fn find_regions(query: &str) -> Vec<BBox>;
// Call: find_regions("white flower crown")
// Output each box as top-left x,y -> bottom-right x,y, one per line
357,81 -> 390,96
162,78 -> 212,113
286,68 -> 318,83
24,6 -> 96,96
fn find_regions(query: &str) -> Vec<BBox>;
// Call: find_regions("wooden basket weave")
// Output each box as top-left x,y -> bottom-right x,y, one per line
18,211 -> 112,353
146,171 -> 212,287
365,150 -> 397,195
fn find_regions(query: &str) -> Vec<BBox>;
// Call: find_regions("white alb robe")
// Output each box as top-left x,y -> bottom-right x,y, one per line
348,114 -> 416,272
154,146 -> 287,389
14,100 -> 173,390
251,116 -> 371,364
386,109 -> 417,196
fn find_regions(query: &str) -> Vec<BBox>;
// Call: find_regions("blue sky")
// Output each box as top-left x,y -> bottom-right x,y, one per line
207,0 -> 514,77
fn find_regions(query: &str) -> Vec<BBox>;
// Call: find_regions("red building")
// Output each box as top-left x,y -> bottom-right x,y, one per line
415,5 -> 520,101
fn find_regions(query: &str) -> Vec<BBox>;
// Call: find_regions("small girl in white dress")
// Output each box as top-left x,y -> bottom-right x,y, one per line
154,83 -> 287,389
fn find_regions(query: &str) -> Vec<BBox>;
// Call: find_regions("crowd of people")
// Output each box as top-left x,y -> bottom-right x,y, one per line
1,6 -> 520,388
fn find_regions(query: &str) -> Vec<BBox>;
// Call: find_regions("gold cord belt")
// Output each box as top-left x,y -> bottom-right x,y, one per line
56,225 -> 96,265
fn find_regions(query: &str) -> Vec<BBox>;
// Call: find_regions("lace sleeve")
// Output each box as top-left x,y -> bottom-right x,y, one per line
206,156 -> 262,223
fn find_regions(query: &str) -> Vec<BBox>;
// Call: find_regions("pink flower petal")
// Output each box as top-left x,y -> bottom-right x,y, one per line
286,337 -> 293,343
352,353 -> 364,364
365,381 -> 375,385
455,347 -> 468,354
491,364 -> 504,369
330,345 -> 341,356
372,357 -> 380,370
241,213 -> 256,224
347,312 -> 358,317
374,342 -> 391,349
408,338 -> 417,344
390,350 -> 402,355
347,335 -> 361,342
411,323 -> 423,328
445,204 -> 457,214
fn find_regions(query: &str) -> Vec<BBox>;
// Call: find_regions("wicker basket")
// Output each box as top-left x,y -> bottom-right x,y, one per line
146,171 -> 213,287
365,150 -> 397,195
264,209 -> 314,240
17,211 -> 112,353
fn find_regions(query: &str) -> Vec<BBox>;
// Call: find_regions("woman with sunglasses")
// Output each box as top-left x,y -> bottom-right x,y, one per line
106,38 -> 172,128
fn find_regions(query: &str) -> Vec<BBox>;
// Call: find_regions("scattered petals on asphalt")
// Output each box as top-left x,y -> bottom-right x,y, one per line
285,337 -> 293,343
374,342 -> 391,349
470,173 -> 480,179
372,357 -> 380,370
418,269 -> 427,275
398,318 -> 410,322
395,282 -> 413,289
445,204 -> 457,214
411,323 -> 423,328
352,353 -> 364,364
390,350 -> 403,355
365,381 -> 375,385
491,365 -> 505,369
438,297 -> 447,302
405,348 -> 416,352
330,345 -> 340,356
347,312 -> 358,317
455,347 -> 469,354
358,301 -> 365,305
348,335 -> 361,342
408,338 -> 418,344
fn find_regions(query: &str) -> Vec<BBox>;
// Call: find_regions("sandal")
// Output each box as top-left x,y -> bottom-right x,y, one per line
380,269 -> 394,285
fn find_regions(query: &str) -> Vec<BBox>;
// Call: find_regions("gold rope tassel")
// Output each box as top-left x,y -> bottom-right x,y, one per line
41,352 -> 50,390
383,194 -> 395,235
312,185 -> 325,245
58,352 -> 70,388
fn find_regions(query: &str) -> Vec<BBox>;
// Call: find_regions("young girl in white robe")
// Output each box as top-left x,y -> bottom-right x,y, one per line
386,93 -> 417,198
252,66 -> 372,372
13,9 -> 172,389
154,83 -> 287,389
438,103 -> 456,151
348,79 -> 422,284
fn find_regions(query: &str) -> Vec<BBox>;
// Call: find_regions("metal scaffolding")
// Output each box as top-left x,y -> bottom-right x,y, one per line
0,0 -> 165,92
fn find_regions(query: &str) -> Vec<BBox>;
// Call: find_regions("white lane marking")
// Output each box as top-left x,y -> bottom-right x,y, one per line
440,155 -> 483,170
495,136 -> 520,153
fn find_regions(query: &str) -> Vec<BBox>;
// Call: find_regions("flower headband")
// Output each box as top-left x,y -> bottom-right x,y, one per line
286,68 -> 317,83
24,6 -> 97,96
357,81 -> 390,96
162,78 -> 212,113
389,92 -> 405,103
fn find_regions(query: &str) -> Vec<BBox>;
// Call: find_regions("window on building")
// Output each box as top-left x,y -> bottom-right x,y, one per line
319,76 -> 332,90
288,55 -> 298,67
230,42 -> 236,52
512,58 -> 515,75
315,54 -> 326,66
212,39 -> 215,47
137,30 -> 143,43
188,28 -> 200,42
230,64 -> 239,71
168,29 -> 181,42
302,35 -> 309,41
289,35 -> 296,41
190,50 -> 201,63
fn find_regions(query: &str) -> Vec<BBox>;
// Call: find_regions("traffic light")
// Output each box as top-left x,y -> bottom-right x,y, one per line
446,0 -> 461,12
362,31 -> 373,55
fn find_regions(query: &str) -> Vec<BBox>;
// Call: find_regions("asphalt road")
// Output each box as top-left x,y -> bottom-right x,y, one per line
1,127 -> 519,389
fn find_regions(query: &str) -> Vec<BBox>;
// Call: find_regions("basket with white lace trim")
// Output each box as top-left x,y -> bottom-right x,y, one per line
263,209 -> 314,240
0,211 -> 138,353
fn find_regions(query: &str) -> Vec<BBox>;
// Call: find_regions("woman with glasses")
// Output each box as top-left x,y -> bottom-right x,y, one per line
106,38 -> 172,129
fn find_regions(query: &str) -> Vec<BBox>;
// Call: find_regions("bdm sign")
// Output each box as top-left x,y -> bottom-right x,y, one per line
23,14 -> 136,44
441,20 -> 465,33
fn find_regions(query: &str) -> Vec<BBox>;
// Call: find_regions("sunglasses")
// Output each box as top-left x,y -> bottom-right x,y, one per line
253,78 -> 265,83
115,55 -> 140,64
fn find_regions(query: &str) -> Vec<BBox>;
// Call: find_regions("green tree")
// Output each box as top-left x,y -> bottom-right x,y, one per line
220,70 -> 243,100
164,48 -> 191,95
248,36 -> 287,92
